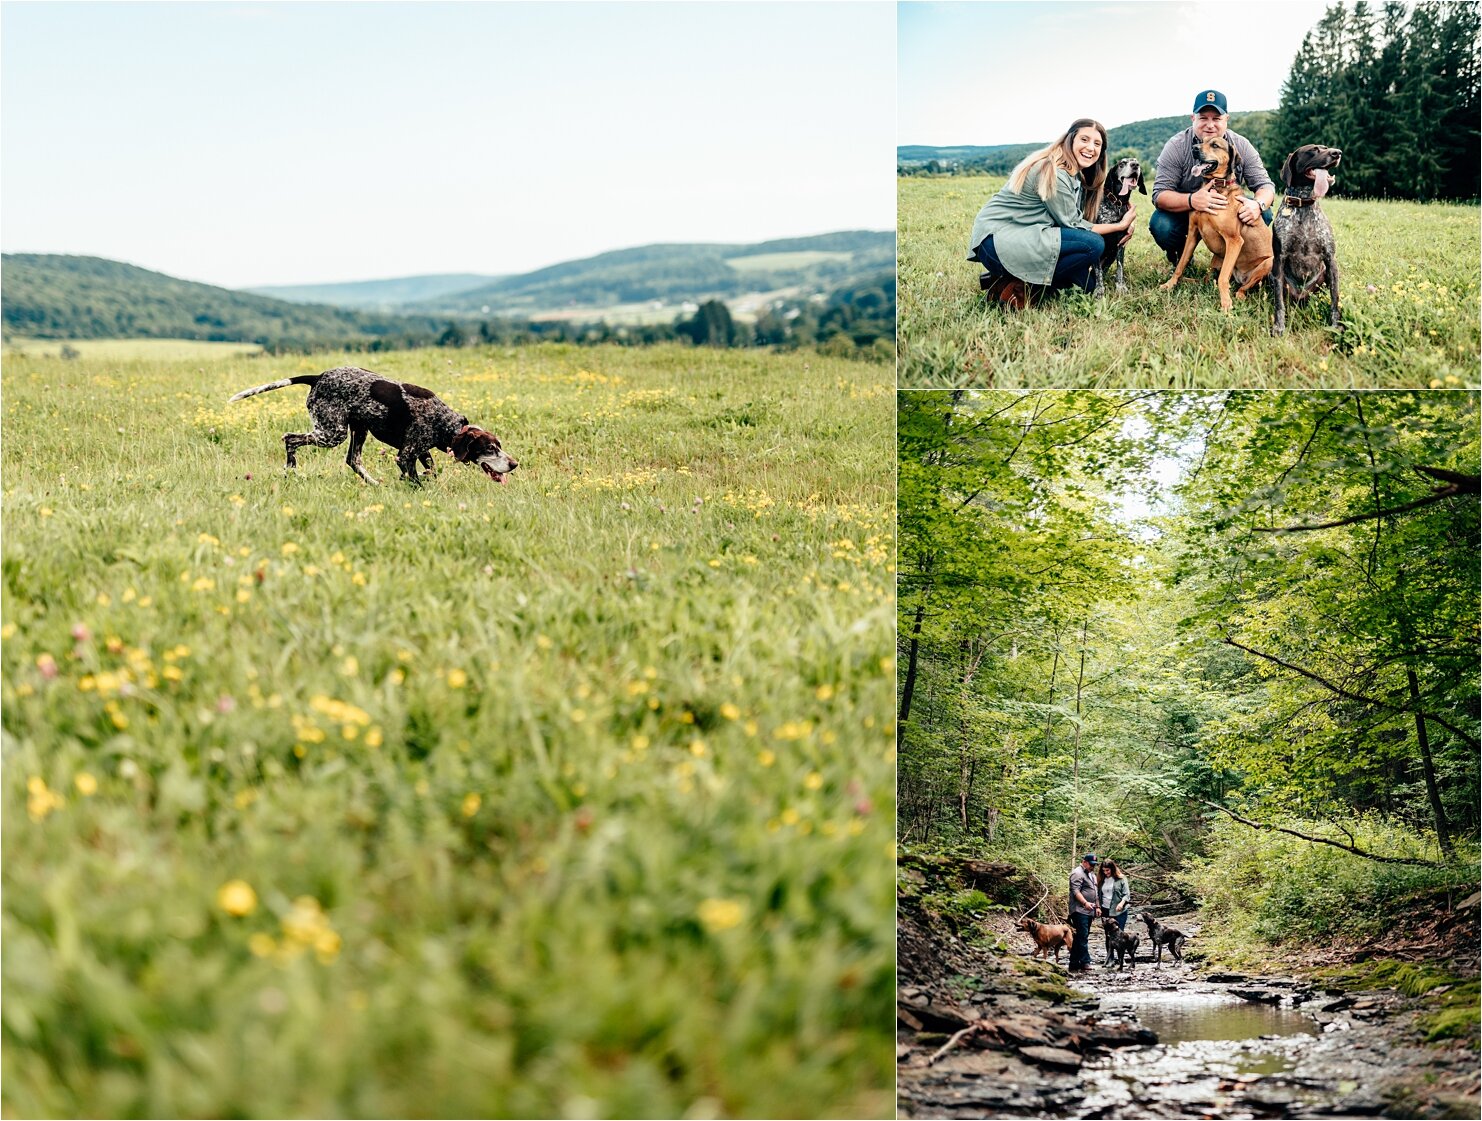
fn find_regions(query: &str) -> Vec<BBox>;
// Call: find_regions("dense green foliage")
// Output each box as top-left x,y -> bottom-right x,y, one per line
2,344 -> 895,1118
1271,2 -> 1480,201
896,391 -> 1479,938
897,175 -> 1480,388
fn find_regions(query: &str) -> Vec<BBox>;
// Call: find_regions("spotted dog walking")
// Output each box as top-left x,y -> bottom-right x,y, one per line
229,366 -> 517,485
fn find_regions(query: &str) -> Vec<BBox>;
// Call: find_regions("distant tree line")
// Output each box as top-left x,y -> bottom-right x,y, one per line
260,274 -> 896,363
1271,1 -> 1479,200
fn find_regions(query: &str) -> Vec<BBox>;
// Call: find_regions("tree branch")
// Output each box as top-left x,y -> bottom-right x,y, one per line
1252,466 -> 1479,533
1196,798 -> 1440,866
1220,633 -> 1481,749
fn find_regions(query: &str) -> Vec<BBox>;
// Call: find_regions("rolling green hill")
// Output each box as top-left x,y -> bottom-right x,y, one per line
2,255 -> 448,348
900,112 -> 1277,176
2,231 -> 896,346
418,231 -> 896,314
247,273 -> 500,311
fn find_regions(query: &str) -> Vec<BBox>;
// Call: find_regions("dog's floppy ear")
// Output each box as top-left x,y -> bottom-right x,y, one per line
1280,150 -> 1296,188
1136,167 -> 1147,194
451,424 -> 474,462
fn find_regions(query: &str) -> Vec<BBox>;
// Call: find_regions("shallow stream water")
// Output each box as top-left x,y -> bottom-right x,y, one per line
1082,987 -> 1330,1117
1099,988 -> 1315,1045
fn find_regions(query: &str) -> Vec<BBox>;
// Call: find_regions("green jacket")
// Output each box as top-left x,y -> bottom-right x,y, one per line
967,164 -> 1096,285
1101,874 -> 1130,915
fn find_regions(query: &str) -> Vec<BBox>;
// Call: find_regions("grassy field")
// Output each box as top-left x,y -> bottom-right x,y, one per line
1,343 -> 895,1119
899,174 -> 1481,388
3,337 -> 265,360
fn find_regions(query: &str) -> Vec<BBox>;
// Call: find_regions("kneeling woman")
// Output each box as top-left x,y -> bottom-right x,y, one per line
968,118 -> 1134,307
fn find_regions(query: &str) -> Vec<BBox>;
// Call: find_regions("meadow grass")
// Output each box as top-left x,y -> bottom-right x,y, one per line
1,343 -> 896,1119
899,174 -> 1481,389
4,337 -> 265,360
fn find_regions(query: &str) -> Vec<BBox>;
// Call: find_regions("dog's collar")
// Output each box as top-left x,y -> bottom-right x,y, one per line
1284,184 -> 1319,206
1206,175 -> 1237,189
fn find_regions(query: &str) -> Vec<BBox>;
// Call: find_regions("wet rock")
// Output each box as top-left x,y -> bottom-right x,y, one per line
1231,986 -> 1284,1005
899,992 -> 973,1032
1084,1022 -> 1159,1049
1319,995 -> 1355,1013
1017,1044 -> 1085,1071
1205,972 -> 1249,984
989,1015 -> 1055,1048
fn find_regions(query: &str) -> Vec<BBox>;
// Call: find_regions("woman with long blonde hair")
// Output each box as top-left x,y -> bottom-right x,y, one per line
967,118 -> 1135,308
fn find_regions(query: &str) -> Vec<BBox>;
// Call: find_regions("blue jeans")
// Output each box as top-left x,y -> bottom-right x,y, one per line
1070,911 -> 1094,969
1151,204 -> 1274,259
973,228 -> 1105,294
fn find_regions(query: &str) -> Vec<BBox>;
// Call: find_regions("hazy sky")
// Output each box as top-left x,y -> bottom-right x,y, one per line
2,1 -> 895,288
900,0 -> 1333,147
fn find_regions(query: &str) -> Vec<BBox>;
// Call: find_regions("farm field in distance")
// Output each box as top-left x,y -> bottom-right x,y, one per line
4,337 -> 265,360
1,343 -> 896,1119
899,174 -> 1481,389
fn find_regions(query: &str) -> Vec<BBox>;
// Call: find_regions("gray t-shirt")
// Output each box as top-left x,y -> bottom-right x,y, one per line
1069,866 -> 1099,915
1151,126 -> 1273,206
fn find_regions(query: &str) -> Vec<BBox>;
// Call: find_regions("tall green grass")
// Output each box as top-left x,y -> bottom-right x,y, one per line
1,343 -> 895,1118
899,174 -> 1480,388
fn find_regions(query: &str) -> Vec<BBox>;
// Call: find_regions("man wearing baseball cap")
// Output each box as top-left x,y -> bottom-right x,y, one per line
1067,853 -> 1101,972
1149,90 -> 1276,265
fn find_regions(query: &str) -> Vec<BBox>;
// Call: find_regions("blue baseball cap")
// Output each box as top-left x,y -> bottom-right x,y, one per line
1193,90 -> 1229,114
1082,853 -> 1098,864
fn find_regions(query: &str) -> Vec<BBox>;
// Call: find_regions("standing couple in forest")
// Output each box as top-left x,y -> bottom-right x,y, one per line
1067,854 -> 1131,972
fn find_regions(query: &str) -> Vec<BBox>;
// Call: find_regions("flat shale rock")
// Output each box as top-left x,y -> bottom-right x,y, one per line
1018,1044 -> 1085,1071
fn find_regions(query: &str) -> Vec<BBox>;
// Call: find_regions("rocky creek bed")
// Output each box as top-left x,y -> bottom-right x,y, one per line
898,906 -> 1479,1120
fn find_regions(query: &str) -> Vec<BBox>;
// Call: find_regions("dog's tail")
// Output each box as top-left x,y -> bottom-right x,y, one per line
228,374 -> 320,402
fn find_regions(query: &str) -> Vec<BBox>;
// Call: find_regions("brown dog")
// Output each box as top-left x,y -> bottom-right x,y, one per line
1161,134 -> 1273,311
1016,916 -> 1074,963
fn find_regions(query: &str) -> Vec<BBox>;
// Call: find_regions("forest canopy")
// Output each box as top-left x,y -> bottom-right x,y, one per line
897,391 -> 1479,925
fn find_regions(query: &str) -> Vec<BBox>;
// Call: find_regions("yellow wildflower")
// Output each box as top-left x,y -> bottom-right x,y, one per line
696,898 -> 746,933
217,880 -> 258,917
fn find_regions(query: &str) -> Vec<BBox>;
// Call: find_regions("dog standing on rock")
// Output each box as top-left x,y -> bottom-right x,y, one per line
229,366 -> 517,485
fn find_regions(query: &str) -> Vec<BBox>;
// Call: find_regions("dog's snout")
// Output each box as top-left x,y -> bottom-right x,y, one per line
507,458 -> 519,471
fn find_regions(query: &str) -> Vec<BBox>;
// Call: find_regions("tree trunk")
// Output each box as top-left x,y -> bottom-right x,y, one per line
1069,619 -> 1089,864
1407,666 -> 1455,859
897,595 -> 926,751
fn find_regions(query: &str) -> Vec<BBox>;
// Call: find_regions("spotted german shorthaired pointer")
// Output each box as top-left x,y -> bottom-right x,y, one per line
1094,157 -> 1146,296
1271,144 -> 1343,336
229,366 -> 517,485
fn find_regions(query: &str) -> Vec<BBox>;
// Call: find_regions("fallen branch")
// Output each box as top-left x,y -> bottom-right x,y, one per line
1196,799 -> 1440,867
1015,885 -> 1050,924
926,1022 -> 985,1066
